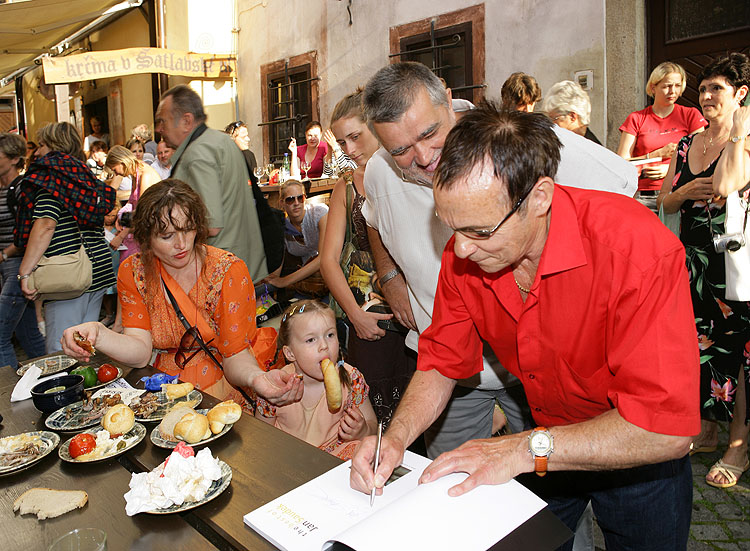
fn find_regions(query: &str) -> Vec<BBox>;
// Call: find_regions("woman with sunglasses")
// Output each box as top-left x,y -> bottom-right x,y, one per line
261,180 -> 328,295
61,179 -> 303,410
319,89 -> 414,427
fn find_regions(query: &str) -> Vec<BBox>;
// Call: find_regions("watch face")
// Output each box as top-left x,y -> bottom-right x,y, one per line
530,432 -> 552,455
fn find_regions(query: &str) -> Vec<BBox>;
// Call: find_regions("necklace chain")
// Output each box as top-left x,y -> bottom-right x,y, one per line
702,131 -> 728,155
514,275 -> 531,294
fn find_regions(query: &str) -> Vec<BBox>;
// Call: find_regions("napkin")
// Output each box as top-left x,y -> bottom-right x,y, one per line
11,365 -> 68,402
124,448 -> 222,516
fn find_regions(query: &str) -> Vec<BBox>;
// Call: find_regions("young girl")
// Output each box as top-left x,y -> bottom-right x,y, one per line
255,300 -> 377,459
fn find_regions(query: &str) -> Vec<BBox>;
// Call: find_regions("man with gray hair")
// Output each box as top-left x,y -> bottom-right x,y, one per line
155,84 -> 268,281
543,80 -> 600,144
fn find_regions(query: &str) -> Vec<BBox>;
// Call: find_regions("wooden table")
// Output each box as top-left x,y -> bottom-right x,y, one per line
1,355 -> 570,550
261,178 -> 336,209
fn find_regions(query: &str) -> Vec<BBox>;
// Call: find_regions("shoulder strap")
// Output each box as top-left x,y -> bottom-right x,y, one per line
158,258 -> 218,342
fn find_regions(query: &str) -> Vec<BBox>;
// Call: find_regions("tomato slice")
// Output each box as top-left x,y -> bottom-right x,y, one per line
69,433 -> 96,458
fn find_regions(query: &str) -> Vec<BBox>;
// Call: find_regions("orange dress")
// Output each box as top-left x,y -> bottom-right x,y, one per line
118,246 -> 267,408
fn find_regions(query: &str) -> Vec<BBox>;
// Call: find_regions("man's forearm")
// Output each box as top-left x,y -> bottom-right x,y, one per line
366,225 -> 398,276
387,369 -> 456,448
541,409 -> 691,474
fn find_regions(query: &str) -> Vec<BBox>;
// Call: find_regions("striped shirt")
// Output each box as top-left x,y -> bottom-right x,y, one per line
0,187 -> 15,250
33,191 -> 115,292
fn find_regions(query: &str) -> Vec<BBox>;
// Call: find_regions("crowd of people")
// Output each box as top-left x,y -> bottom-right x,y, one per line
1,52 -> 749,551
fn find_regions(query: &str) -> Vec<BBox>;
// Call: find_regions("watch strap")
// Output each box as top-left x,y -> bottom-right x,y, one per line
534,455 -> 548,477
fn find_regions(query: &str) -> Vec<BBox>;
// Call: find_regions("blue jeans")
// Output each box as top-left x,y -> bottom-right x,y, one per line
45,288 -> 106,353
519,455 -> 692,551
0,257 -> 46,368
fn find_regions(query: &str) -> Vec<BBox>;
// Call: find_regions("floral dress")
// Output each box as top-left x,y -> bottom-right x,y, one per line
671,135 -> 750,423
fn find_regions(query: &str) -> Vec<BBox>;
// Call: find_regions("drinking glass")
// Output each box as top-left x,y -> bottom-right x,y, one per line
48,528 -> 107,551
265,164 -> 274,179
300,161 -> 311,180
253,166 -> 265,182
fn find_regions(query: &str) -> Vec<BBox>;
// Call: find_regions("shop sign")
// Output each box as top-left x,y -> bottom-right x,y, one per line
42,48 -> 235,83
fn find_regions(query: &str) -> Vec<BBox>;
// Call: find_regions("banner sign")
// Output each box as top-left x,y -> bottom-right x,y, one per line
42,48 -> 235,83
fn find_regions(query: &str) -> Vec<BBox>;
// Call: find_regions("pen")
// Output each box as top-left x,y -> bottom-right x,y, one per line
370,421 -> 383,507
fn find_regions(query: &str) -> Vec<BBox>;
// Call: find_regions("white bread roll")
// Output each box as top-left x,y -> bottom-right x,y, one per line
162,382 -> 194,400
14,488 -> 88,520
174,410 -> 211,444
158,406 -> 196,442
207,400 -> 242,434
320,358 -> 342,412
101,404 -> 135,437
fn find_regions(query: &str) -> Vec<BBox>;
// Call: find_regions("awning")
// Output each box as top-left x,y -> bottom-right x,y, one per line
0,0 -> 140,84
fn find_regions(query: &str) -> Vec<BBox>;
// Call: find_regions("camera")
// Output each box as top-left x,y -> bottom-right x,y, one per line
713,232 -> 745,253
119,211 -> 133,228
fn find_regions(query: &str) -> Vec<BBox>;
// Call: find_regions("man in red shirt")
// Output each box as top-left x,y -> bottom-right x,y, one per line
351,103 -> 700,550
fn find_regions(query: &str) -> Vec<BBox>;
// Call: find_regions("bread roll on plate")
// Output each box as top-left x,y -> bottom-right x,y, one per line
161,382 -> 194,400
174,410 -> 211,444
158,406 -> 196,442
101,404 -> 135,437
320,358 -> 342,412
207,400 -> 241,434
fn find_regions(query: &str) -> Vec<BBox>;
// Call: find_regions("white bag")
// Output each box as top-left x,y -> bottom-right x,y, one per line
723,190 -> 750,301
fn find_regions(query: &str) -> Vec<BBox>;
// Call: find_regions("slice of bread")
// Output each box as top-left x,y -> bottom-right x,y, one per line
13,488 -> 88,520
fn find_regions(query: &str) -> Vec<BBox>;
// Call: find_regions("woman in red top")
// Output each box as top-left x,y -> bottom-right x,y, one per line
289,121 -> 330,178
618,62 -> 706,209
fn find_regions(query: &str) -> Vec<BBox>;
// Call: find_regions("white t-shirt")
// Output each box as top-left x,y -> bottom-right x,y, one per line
83,133 -> 109,152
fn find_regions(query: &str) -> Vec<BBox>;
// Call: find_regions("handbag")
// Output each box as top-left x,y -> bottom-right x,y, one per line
28,219 -> 92,301
658,202 -> 680,238
723,190 -> 750,301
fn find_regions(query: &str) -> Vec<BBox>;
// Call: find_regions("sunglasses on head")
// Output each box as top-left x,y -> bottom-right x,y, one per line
284,194 -> 306,205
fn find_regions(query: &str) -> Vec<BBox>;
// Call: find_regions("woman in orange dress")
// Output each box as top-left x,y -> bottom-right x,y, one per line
61,179 -> 303,410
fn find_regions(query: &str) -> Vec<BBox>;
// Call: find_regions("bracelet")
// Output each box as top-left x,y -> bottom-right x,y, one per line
17,273 -> 31,281
379,267 -> 402,286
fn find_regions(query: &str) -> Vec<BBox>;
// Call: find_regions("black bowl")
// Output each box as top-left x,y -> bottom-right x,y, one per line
30,374 -> 85,413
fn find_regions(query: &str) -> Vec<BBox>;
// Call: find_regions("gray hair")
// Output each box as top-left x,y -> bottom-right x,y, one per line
0,132 -> 27,170
542,80 -> 591,126
161,84 -> 207,124
363,62 -> 449,131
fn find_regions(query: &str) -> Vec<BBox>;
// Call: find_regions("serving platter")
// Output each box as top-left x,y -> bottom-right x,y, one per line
132,390 -> 203,422
145,460 -> 232,514
58,423 -> 146,463
17,354 -> 77,377
0,431 -> 60,476
149,409 -> 233,449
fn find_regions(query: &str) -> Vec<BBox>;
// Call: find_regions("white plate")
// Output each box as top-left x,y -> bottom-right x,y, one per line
58,423 -> 146,463
149,409 -> 234,449
0,431 -> 60,476
17,355 -> 77,377
145,461 -> 232,514
45,393 -> 127,432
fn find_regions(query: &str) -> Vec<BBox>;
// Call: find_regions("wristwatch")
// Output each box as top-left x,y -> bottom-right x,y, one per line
528,427 -> 554,477
729,135 -> 746,143
17,273 -> 31,281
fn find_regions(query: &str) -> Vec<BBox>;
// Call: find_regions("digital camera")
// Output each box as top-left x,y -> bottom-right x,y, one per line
713,232 -> 745,253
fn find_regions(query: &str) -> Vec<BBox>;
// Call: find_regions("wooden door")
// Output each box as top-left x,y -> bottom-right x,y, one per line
648,1 -> 749,110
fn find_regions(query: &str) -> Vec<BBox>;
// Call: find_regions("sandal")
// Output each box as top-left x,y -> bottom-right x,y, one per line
705,458 -> 750,489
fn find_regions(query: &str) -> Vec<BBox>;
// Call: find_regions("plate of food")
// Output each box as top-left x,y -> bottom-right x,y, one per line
129,383 -> 203,422
45,392 -> 125,431
124,444 -> 232,515
17,354 -> 78,377
70,363 -> 123,392
59,424 -> 146,463
150,401 -> 241,449
0,431 -> 60,476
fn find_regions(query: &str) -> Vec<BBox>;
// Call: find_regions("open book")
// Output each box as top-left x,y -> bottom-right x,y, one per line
244,451 -> 546,551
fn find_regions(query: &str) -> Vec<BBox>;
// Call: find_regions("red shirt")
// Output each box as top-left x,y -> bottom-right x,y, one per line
419,185 -> 700,436
619,104 -> 706,191
297,141 -> 329,178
